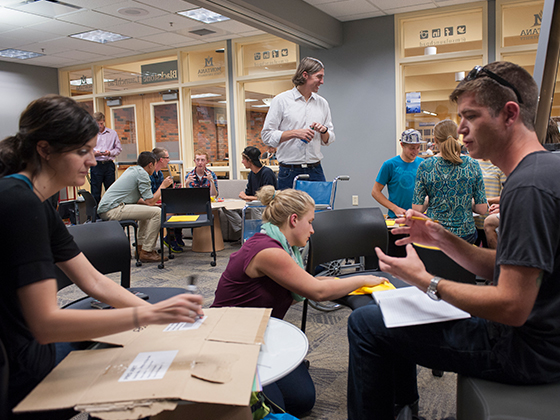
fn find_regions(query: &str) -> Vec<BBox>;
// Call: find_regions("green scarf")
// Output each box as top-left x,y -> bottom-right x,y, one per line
260,222 -> 306,302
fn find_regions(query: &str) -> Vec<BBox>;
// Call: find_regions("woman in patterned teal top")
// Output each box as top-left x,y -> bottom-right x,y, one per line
412,120 -> 488,243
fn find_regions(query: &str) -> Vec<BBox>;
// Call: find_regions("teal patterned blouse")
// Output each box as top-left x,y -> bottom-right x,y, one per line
413,155 -> 487,238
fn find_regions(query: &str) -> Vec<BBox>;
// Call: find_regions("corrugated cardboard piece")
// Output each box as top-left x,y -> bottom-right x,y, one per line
15,307 -> 271,419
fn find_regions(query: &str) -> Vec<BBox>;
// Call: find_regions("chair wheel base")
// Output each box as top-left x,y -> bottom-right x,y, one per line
432,369 -> 444,377
136,261 -> 142,267
158,264 -> 164,269
169,254 -> 174,260
211,261 -> 217,267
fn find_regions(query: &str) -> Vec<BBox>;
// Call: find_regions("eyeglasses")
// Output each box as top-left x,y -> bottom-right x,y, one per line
162,156 -> 170,160
465,66 -> 523,104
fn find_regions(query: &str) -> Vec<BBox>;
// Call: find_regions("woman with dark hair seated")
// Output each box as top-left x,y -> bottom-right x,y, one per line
0,95 -> 204,420
212,185 -> 383,417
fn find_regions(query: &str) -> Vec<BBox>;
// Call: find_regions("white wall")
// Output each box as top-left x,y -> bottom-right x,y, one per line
301,15 -> 397,210
0,61 -> 59,140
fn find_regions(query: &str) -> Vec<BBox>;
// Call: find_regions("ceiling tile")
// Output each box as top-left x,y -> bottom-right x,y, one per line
22,54 -> 75,67
135,0 -> 198,13
0,28 -> 60,45
94,1 -> 168,21
0,6 -> 52,26
51,49 -> 106,61
28,19 -> 91,36
137,13 -> 201,31
141,31 -> 195,46
384,2 -> 435,14
319,0 -> 380,17
111,37 -> 166,50
57,10 -> 130,30
369,0 -> 430,11
63,0 -> 117,8
104,21 -> 164,38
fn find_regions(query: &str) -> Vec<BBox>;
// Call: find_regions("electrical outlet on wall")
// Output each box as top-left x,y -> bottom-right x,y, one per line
352,195 -> 359,206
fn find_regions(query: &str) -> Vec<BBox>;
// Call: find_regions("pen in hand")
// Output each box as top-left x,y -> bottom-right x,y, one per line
186,275 -> 203,320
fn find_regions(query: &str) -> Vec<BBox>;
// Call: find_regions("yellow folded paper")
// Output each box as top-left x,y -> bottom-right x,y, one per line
349,280 -> 396,295
167,215 -> 199,222
385,220 -> 396,226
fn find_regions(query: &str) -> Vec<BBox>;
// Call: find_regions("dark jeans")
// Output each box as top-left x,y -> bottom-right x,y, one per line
277,163 -> 325,190
347,302 -> 527,420
90,160 -> 116,205
263,361 -> 316,417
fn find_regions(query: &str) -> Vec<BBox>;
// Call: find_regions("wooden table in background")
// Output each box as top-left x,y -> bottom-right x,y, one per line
191,199 -> 246,253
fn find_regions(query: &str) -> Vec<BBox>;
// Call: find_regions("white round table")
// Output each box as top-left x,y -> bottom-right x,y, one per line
257,318 -> 309,386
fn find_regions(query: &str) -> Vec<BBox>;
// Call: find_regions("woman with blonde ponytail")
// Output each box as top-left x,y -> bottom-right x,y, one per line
212,184 -> 384,417
412,119 -> 488,243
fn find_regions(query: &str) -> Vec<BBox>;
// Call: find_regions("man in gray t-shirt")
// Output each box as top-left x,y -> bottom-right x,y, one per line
98,151 -> 170,263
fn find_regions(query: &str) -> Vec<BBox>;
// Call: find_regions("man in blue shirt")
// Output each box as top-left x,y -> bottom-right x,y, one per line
371,129 -> 425,218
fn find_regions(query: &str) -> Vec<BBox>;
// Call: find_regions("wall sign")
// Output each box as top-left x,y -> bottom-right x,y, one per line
141,60 -> 178,85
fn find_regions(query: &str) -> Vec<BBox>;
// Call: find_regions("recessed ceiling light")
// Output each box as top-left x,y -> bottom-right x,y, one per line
177,8 -> 230,24
70,30 -> 130,44
118,7 -> 149,17
0,48 -> 44,60
191,93 -> 221,99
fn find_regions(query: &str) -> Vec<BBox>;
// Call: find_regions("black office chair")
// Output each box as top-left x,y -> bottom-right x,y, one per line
57,221 -> 187,309
301,207 -> 392,332
56,221 -> 132,293
159,187 -> 217,269
413,243 -> 476,285
77,189 -> 142,267
0,336 -> 8,420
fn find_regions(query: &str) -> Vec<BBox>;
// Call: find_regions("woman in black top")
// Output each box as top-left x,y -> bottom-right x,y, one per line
0,95 -> 204,419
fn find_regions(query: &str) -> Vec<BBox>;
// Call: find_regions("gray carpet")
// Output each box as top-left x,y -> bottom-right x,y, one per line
59,239 -> 457,420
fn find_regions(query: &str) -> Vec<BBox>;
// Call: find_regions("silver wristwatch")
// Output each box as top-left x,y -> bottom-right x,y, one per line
426,276 -> 442,301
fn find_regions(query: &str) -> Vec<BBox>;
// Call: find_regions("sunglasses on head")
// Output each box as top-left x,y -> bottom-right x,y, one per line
465,66 -> 523,104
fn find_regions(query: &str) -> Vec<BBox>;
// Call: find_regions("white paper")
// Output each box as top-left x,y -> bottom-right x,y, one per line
163,316 -> 207,332
119,350 -> 178,382
372,286 -> 470,328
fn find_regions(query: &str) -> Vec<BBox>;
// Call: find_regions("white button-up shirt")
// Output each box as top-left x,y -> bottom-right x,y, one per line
261,87 -> 335,165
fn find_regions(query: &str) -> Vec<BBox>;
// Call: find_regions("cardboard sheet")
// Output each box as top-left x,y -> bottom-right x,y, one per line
15,307 -> 270,419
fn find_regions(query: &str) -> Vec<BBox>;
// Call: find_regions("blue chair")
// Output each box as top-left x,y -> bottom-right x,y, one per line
292,174 -> 350,211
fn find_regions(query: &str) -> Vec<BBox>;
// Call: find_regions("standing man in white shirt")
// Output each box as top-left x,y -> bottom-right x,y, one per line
91,112 -> 122,206
261,57 -> 335,190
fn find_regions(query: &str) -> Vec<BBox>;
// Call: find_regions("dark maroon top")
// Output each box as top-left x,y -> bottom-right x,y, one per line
211,233 -> 293,319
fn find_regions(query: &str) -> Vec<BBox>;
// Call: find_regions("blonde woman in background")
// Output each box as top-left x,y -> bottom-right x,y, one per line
412,119 -> 488,243
212,185 -> 384,417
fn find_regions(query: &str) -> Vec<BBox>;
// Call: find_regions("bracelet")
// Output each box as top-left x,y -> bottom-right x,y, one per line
320,128 -> 328,134
132,307 -> 140,329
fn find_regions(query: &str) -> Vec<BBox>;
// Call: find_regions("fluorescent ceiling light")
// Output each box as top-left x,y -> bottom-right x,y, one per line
0,48 -> 44,59
177,8 -> 230,24
252,104 -> 270,108
191,93 -> 221,99
245,99 -> 257,102
70,30 -> 130,44
422,110 -> 437,116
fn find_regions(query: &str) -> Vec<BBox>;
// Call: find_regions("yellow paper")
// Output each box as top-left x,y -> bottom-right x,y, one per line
385,220 -> 395,226
168,215 -> 199,222
349,280 -> 396,295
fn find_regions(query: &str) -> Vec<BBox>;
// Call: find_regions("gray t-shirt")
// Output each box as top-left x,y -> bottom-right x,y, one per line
97,165 -> 153,214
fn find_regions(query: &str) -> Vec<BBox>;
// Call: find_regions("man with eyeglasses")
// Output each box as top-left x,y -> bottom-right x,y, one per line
149,147 -> 182,252
347,62 -> 560,419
